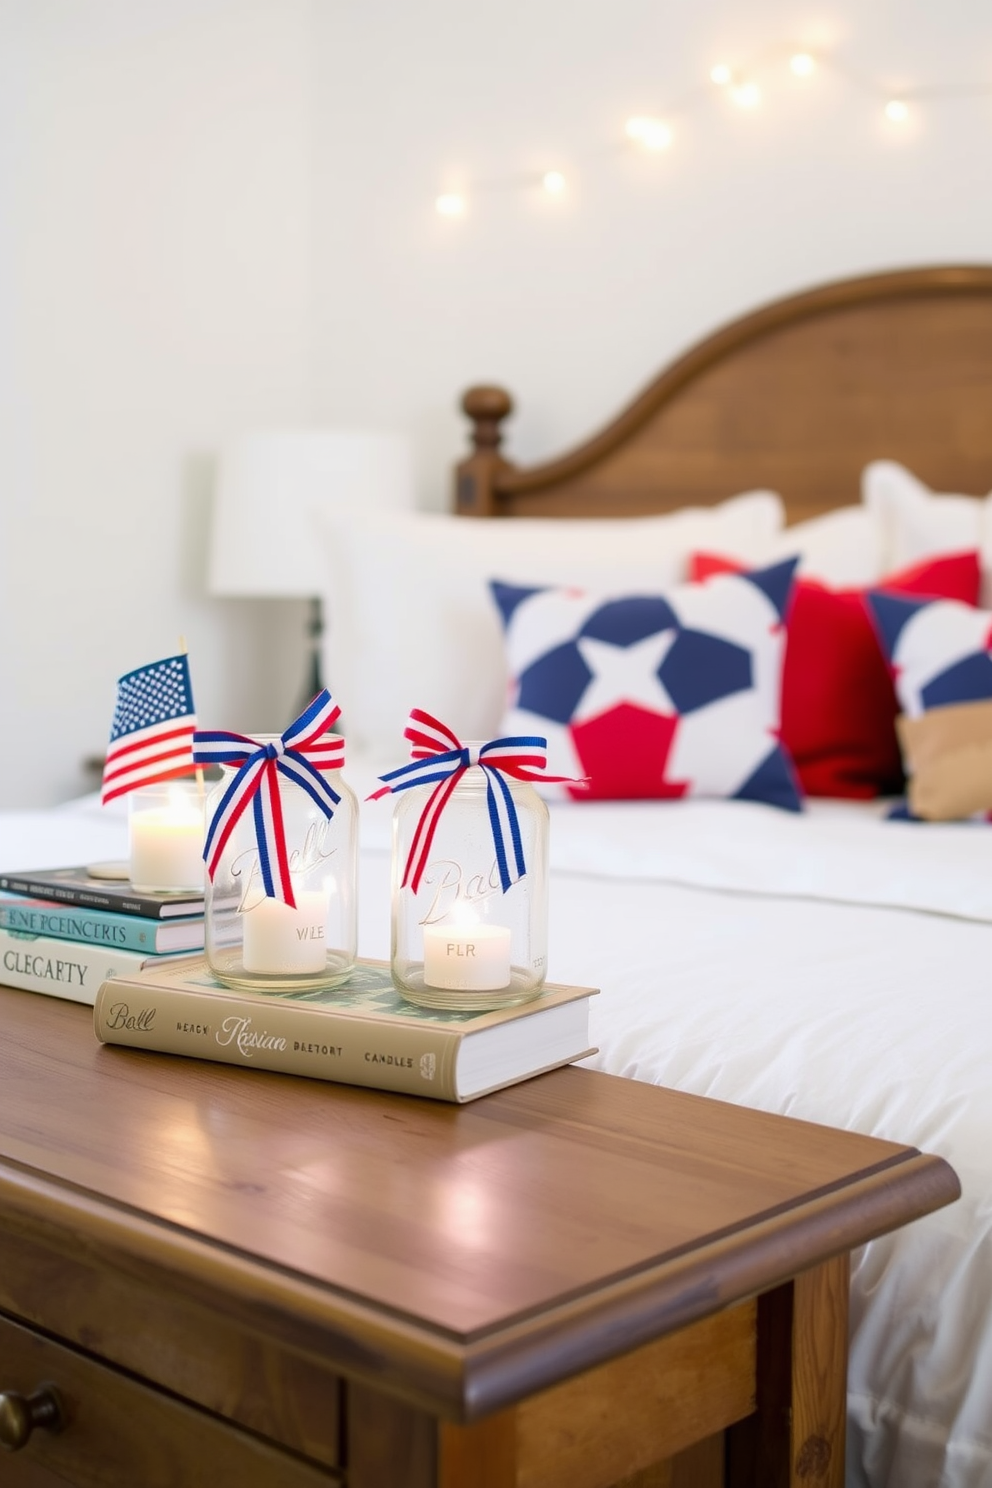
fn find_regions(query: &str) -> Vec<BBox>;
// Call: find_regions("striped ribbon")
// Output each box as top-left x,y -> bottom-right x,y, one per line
370,709 -> 571,895
192,691 -> 344,908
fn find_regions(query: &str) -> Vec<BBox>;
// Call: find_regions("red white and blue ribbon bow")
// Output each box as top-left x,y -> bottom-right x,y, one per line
370,709 -> 572,895
192,691 -> 344,908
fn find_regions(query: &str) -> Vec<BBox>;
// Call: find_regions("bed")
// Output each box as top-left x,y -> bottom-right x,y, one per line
453,264 -> 992,1488
317,264 -> 992,1488
5,265 -> 992,1487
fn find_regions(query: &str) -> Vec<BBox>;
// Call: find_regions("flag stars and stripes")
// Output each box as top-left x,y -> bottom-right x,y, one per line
102,654 -> 198,805
109,658 -> 194,740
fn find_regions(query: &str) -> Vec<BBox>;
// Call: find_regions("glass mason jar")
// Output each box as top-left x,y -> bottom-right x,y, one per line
128,780 -> 205,894
391,760 -> 549,1011
203,744 -> 358,993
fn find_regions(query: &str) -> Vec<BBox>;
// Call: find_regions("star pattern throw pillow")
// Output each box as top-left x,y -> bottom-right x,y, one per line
867,589 -> 992,820
491,559 -> 802,810
692,550 -> 981,798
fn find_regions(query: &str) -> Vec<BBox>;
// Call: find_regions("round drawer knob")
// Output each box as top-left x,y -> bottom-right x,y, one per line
0,1386 -> 64,1452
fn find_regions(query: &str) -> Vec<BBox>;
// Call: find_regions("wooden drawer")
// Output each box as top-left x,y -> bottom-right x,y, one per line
0,1309 -> 341,1487
0,1199 -> 344,1471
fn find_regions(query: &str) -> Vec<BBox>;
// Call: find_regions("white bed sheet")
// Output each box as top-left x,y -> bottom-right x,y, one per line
2,779 -> 990,1488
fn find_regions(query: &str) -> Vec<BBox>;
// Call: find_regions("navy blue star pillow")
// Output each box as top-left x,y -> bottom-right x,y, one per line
866,589 -> 992,820
490,559 -> 802,810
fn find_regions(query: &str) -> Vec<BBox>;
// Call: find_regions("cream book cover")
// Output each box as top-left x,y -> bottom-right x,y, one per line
93,957 -> 598,1103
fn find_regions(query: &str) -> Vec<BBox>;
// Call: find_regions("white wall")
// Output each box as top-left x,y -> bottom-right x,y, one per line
0,0 -> 316,808
3,0 -> 991,807
311,0 -> 992,503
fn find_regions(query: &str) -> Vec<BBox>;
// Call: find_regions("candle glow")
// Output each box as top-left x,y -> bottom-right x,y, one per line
242,887 -> 330,975
129,783 -> 204,892
422,912 -> 512,992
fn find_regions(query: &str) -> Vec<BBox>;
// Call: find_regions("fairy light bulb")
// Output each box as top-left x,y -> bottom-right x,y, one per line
730,81 -> 762,108
426,50 -> 945,218
625,116 -> 673,150
436,193 -> 466,217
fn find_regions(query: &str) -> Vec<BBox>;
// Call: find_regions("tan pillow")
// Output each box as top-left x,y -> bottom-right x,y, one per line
897,701 -> 992,820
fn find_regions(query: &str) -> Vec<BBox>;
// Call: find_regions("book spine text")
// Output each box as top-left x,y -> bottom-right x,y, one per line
0,874 -> 196,920
94,983 -> 461,1100
0,902 -> 162,953
0,930 -> 150,1007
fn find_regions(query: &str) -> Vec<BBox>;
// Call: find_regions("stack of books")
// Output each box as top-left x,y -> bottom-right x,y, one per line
0,865 -> 204,1007
0,867 -> 599,1105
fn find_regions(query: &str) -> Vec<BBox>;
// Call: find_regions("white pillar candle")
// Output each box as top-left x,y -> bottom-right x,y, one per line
422,922 -> 512,992
128,787 -> 204,892
242,891 -> 329,975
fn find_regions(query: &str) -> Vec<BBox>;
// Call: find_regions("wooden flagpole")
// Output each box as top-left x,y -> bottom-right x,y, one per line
178,635 -> 205,796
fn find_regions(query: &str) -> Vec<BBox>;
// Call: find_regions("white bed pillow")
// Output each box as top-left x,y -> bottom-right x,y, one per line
316,492 -> 784,755
862,460 -> 992,600
752,505 -> 889,586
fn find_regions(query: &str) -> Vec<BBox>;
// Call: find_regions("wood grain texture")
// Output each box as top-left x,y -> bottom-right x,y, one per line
350,1353 -> 733,1488
670,1435 -> 725,1487
0,987 -> 959,1421
346,1392 -> 520,1488
515,1302 -> 753,1488
789,1258 -> 849,1487
611,1436 -> 725,1488
3,1457 -> 73,1488
0,1308 -> 340,1487
725,1256 -> 848,1488
439,1409 -> 517,1488
0,1182 -> 346,1468
346,1384 -> 439,1488
454,265 -> 992,521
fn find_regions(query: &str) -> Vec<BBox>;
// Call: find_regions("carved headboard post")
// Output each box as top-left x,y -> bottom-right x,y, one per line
452,267 -> 992,524
455,386 -> 515,516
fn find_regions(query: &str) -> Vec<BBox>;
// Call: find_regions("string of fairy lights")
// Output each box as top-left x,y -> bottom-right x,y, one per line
435,43 -> 992,216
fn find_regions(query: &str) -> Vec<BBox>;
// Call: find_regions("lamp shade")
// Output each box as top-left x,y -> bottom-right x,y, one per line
208,429 -> 414,597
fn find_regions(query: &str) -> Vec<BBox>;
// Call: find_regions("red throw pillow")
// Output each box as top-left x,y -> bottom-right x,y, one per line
690,550 -> 981,798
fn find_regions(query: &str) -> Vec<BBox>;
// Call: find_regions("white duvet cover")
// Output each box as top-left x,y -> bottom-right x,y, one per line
2,778 -> 991,1488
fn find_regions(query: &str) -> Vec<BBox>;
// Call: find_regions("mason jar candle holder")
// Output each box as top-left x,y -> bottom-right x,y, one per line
128,780 -> 205,893
202,738 -> 358,993
390,756 -> 549,1011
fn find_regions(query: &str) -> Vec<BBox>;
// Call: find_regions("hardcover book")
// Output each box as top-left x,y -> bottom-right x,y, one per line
0,893 -> 203,954
0,866 -> 203,920
93,957 -> 599,1104
0,927 -> 197,1007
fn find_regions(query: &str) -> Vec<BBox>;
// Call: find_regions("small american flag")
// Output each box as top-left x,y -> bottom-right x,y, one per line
101,654 -> 198,805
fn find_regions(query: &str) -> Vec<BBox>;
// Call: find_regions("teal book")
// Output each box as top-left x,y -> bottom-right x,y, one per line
0,892 -> 203,955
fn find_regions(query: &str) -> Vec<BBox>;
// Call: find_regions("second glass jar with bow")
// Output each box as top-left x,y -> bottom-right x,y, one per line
376,716 -> 550,1011
195,694 -> 358,992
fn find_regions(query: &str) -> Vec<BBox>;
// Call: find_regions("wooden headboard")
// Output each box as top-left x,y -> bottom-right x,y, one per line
454,265 -> 992,524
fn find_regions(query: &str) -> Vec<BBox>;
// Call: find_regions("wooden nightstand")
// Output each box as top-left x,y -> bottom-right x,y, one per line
0,985 -> 958,1487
